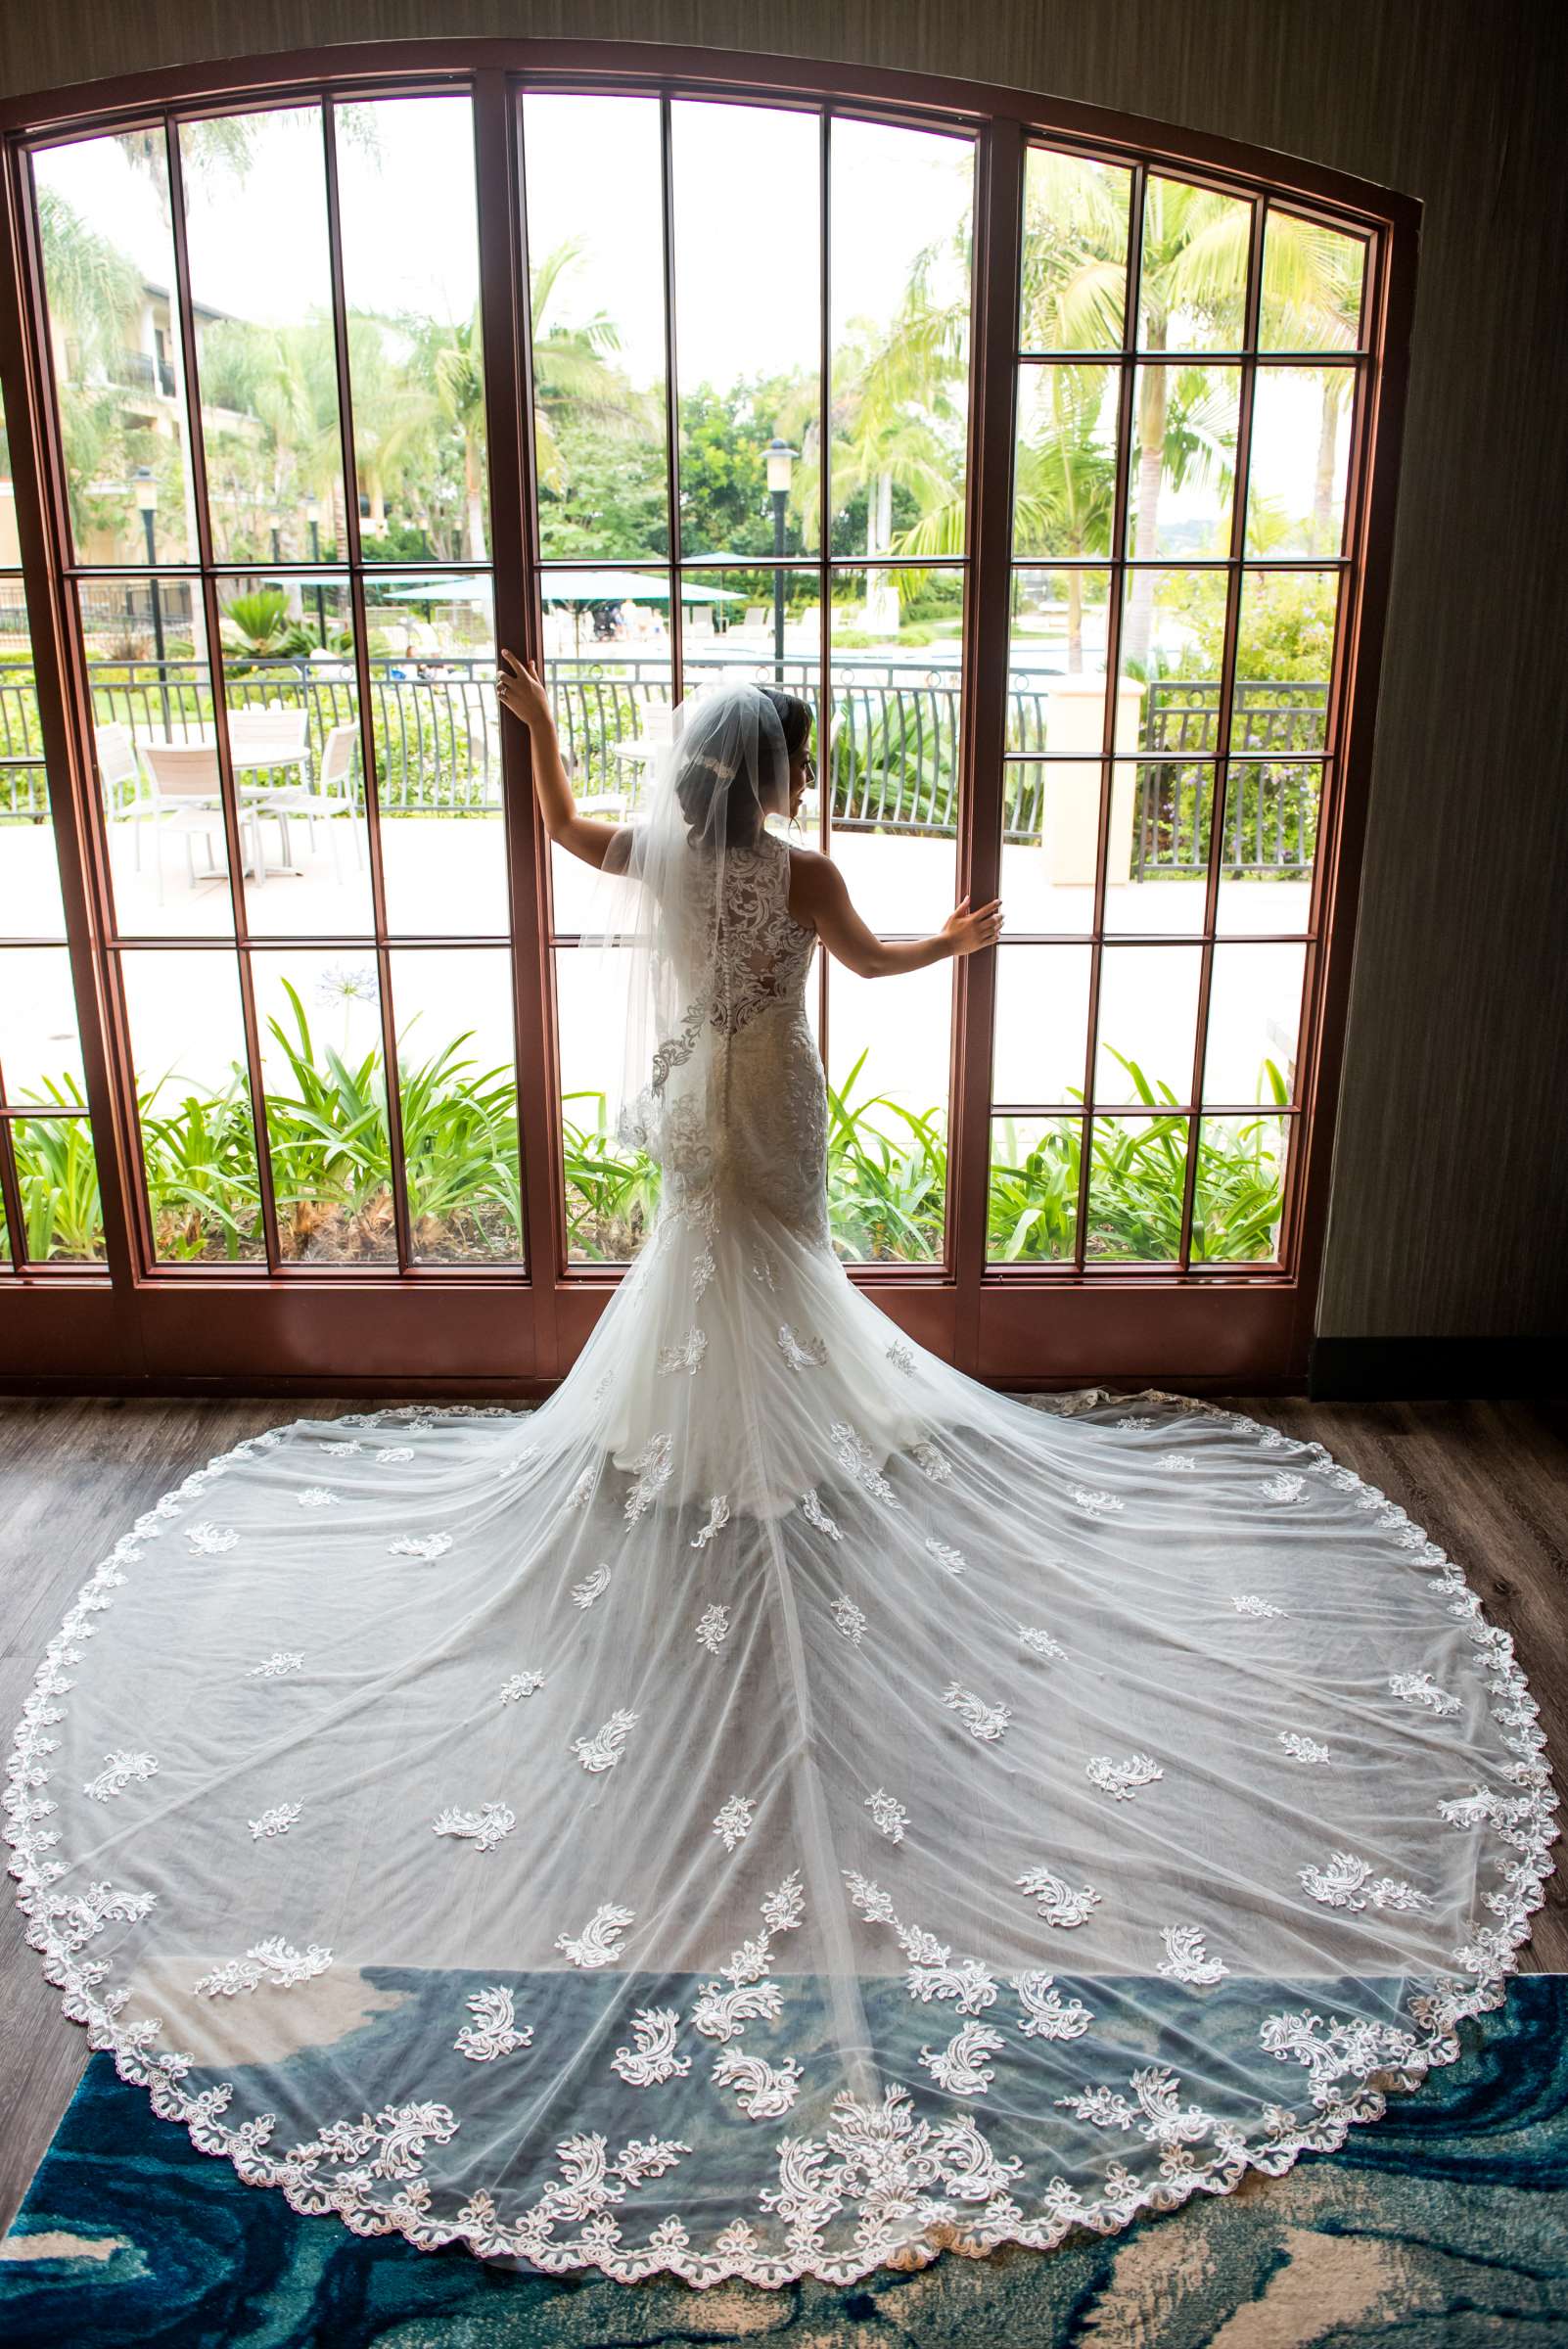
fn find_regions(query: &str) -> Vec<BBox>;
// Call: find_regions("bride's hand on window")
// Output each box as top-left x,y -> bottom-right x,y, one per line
496,648 -> 554,732
941,893 -> 1003,957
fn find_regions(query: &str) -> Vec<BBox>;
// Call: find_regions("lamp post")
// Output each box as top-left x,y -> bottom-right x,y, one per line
133,467 -> 170,731
304,493 -> 328,646
764,438 -> 797,683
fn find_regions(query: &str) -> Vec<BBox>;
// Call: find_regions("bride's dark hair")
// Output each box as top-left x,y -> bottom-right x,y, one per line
674,684 -> 813,850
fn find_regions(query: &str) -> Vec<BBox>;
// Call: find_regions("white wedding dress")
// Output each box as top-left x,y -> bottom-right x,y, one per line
7,775 -> 1557,2288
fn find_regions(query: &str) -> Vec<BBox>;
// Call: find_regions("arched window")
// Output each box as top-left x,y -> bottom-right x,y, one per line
0,46 -> 1415,1393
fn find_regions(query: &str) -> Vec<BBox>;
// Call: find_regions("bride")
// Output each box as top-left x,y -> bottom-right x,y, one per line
7,665 -> 1554,2289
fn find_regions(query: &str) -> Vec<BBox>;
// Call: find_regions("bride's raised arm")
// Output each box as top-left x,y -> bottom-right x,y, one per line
496,647 -> 632,872
786,844 -> 1002,978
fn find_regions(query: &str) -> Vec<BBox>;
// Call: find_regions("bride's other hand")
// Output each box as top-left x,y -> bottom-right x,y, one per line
496,648 -> 554,732
942,893 -> 1003,957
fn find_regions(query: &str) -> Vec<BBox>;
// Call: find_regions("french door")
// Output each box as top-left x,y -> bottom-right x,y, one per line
0,43 -> 1416,1393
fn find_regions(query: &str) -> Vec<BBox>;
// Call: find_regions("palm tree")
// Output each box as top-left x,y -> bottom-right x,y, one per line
1257,217 -> 1363,553
828,230 -> 971,623
529,237 -> 652,496
1121,180 -> 1251,677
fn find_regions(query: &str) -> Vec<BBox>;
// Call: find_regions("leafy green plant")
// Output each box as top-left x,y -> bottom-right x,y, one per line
10,1108 -> 105,1262
219,587 -> 319,663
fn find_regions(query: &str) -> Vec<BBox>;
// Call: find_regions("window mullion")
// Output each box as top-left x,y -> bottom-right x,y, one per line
949,113 -> 1025,1365
476,68 -> 564,1356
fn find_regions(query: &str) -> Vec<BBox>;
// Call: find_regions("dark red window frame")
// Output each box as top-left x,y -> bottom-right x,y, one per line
0,39 -> 1418,1398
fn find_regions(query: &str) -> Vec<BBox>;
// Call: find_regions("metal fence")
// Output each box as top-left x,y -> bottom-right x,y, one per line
0,652 -> 1328,872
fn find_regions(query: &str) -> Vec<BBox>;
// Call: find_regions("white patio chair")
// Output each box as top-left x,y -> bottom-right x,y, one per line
254,720 -> 364,879
95,723 -> 149,864
133,740 -> 269,904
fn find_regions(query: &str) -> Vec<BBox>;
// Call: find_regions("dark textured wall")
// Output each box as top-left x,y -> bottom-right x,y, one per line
3,2 -> 1565,1343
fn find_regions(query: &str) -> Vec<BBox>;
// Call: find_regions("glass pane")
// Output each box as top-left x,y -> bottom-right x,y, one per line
0,944 -> 84,1101
1126,363 -> 1241,556
1204,940 -> 1306,1106
524,95 -> 667,562
999,762 -> 1102,931
32,128 -> 198,563
336,96 -> 487,563
1020,148 -> 1130,351
178,108 -> 345,566
1085,1111 -> 1190,1262
1215,760 -> 1322,931
988,1114 -> 1082,1264
250,949 -> 393,1261
829,569 -> 960,933
1260,212 -> 1367,353
122,946 -> 264,1262
825,957 -> 950,1263
1232,570 -> 1339,754
0,1158 -> 9,1266
1091,942 -> 1204,1105
1013,364 -> 1121,559
680,567 -> 819,710
9,1115 -> 104,1264
672,100 -> 820,559
544,627 -> 672,931
1137,177 -> 1252,353
0,772 -> 67,937
367,575 -> 506,936
1193,1112 -> 1288,1262
392,948 -> 521,1264
830,116 -> 973,559
79,576 -> 234,937
216,575 -> 377,935
1245,366 -> 1354,557
555,944 -> 660,1264
1118,567 -> 1230,745
992,944 -> 1092,1104
1009,568 -> 1111,719
1107,759 -> 1215,930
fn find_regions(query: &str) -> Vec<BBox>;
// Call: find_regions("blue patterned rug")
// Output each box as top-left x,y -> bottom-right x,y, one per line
2,1978 -> 1566,2347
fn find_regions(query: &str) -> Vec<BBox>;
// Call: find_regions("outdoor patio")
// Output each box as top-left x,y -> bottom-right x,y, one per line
4,809 -> 1310,1125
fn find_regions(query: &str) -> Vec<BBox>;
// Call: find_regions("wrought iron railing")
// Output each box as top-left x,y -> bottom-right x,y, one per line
0,652 -> 1328,872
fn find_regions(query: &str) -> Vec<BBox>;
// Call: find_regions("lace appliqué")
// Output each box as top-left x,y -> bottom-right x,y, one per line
1158,1926 -> 1228,1985
456,1986 -> 533,2062
1390,1672 -> 1461,1717
1233,1593 -> 1288,1618
246,1652 -> 303,1679
690,1495 -> 730,1549
1013,1971 -> 1093,2039
572,1709 -> 639,1773
625,1435 -> 674,1523
1086,1753 -> 1163,1800
778,1323 -> 828,1371
657,1327 -> 709,1376
613,2007 -> 690,2087
249,1802 -> 301,1840
389,1532 -> 452,1562
831,1596 -> 867,1647
1017,1865 -> 1103,1928
1298,1852 -> 1432,1911
941,1682 -> 1010,1741
713,1796 -> 755,1853
556,1903 -> 635,1968
186,1522 -> 238,1555
83,1751 -> 158,1802
865,1788 -> 908,1843
195,1937 -> 332,1998
1278,1730 -> 1331,1764
570,1566 -> 611,1610
433,1802 -> 516,1855
799,1489 -> 843,1541
829,1423 -> 896,1505
499,1671 -> 545,1704
695,1604 -> 731,1655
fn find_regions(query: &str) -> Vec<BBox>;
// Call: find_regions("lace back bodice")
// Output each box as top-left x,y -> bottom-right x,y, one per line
689,831 -> 815,1037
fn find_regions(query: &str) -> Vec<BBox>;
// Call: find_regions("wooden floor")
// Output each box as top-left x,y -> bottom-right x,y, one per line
2,1390 -> 1564,2236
